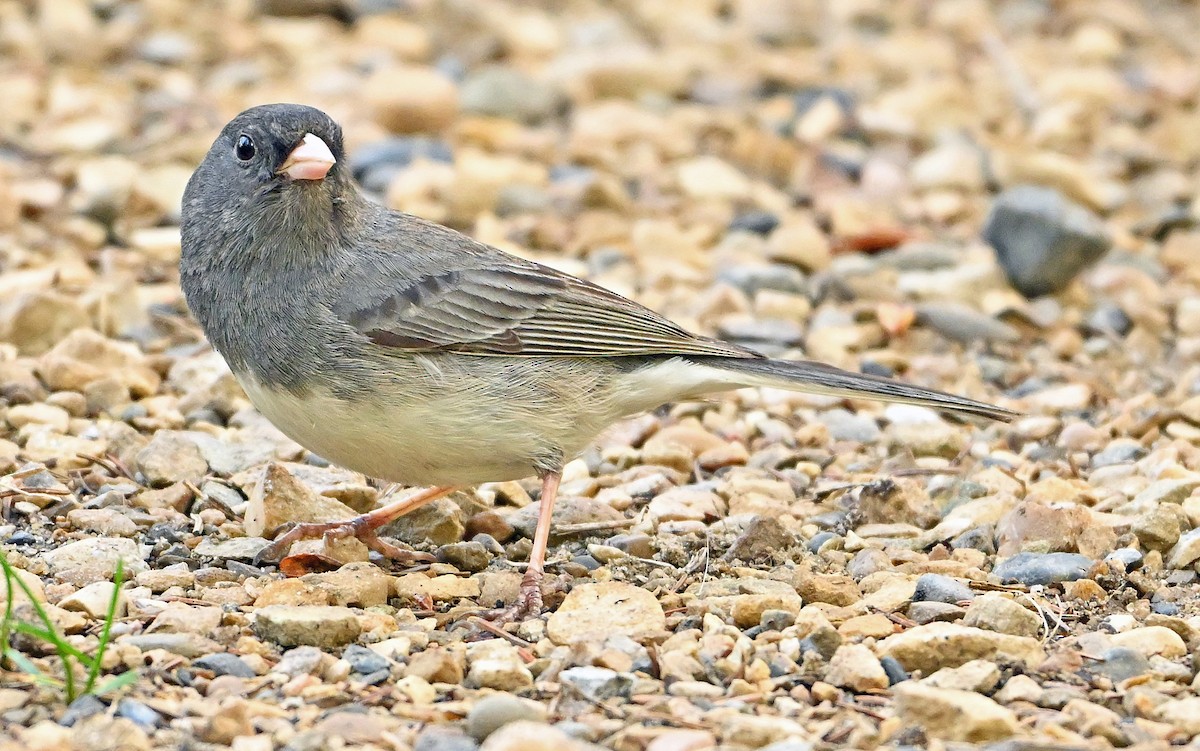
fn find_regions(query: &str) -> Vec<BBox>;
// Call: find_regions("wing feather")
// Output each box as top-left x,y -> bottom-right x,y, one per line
335,261 -> 760,360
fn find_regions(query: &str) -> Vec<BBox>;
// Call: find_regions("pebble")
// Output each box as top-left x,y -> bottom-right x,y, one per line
57,580 -> 124,619
460,66 -> 565,124
816,409 -> 881,443
560,666 -> 634,701
992,552 -> 1094,585
135,431 -> 208,487
824,644 -> 888,692
193,653 -> 257,678
983,185 -> 1111,298
1109,626 -> 1187,659
366,65 -> 459,134
43,536 -> 147,584
479,721 -> 593,751
547,582 -> 666,644
724,515 -> 795,561
438,541 -> 493,572
253,605 -> 361,648
382,497 -> 466,545
894,683 -> 1018,742
467,640 -> 534,691
878,623 -> 1045,673
911,573 -> 975,605
467,695 -> 547,742
962,593 -> 1042,638
395,573 -> 482,602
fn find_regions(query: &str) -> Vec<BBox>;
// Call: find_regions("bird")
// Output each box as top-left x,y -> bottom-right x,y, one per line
180,103 -> 1016,621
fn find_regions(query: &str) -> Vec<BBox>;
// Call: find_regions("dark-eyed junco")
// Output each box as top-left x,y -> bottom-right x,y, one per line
181,104 -> 1015,620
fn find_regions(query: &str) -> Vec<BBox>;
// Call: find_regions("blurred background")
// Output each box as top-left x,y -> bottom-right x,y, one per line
1,0 -> 1198,393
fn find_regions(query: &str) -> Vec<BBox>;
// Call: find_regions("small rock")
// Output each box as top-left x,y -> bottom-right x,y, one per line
510,496 -> 624,540
992,552 -> 1093,585
243,463 -> 356,537
57,580 -> 125,619
382,497 -> 465,545
1131,504 -> 1185,551
914,303 -> 1021,344
395,573 -> 482,602
1155,697 -> 1200,736
982,185 -> 1112,298
460,66 -> 564,124
0,291 -> 90,355
560,666 -> 633,701
366,64 -> 459,134
438,541 -> 493,572
921,659 -> 1001,693
907,601 -> 966,624
1109,626 -> 1187,659
43,537 -> 147,584
1167,528 -> 1200,569
547,582 -> 666,645
1093,647 -> 1150,682
304,562 -> 394,607
406,648 -> 464,684
877,623 -> 1045,673
120,633 -> 221,658
136,431 -> 208,487
648,488 -> 725,525
962,593 -> 1041,638
467,694 -> 547,742
824,644 -> 888,692
911,574 -> 975,605
193,537 -> 270,561
816,409 -> 880,443
415,726 -> 480,751
893,683 -> 1017,742
466,640 -> 534,691
344,644 -> 392,676
193,653 -> 257,678
480,721 -> 590,751
994,674 -> 1044,703
725,515 -> 795,561
254,605 -> 361,648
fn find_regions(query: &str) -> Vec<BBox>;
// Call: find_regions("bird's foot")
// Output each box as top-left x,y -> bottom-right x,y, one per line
478,568 -> 545,625
254,514 -> 435,567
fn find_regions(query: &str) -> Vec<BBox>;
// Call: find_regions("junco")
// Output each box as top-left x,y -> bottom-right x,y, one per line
181,104 -> 1015,620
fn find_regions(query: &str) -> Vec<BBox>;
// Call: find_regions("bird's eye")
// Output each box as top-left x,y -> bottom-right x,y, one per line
234,135 -> 256,161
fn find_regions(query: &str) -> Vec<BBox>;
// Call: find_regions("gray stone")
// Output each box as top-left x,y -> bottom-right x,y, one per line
992,552 -> 1093,585
912,574 -> 975,605
193,536 -> 270,561
914,302 -> 1021,344
343,644 -> 391,676
725,515 -> 795,561
193,652 -> 257,678
466,694 -> 545,742
817,409 -> 881,443
982,185 -> 1111,298
559,666 -> 634,701
438,541 -> 492,572
460,66 -> 565,123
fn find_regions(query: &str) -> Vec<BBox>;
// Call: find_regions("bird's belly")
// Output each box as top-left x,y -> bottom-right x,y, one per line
237,374 -> 550,485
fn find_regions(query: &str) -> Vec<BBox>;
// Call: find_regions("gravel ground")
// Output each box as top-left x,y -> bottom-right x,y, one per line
3,1 -> 1200,749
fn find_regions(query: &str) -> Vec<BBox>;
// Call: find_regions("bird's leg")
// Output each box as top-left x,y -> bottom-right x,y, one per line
484,470 -> 562,624
256,485 -> 460,565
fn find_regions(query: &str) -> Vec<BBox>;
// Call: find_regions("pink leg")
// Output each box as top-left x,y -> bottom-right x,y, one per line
487,470 -> 562,622
256,485 -> 460,564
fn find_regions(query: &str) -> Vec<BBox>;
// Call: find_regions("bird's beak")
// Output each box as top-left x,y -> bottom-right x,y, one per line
278,133 -> 336,181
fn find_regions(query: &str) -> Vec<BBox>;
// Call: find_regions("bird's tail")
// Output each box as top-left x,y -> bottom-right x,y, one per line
689,356 -> 1018,422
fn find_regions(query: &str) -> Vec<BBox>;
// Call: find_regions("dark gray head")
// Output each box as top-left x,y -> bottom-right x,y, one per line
181,103 -> 360,273
180,104 -> 367,383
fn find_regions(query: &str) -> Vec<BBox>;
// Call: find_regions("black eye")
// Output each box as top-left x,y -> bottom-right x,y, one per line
234,135 -> 256,161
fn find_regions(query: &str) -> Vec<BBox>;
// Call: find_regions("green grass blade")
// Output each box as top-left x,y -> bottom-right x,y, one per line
84,560 -> 125,695
92,670 -> 138,696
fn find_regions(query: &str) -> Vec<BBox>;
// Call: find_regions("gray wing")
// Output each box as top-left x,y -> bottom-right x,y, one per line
333,261 -> 761,359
